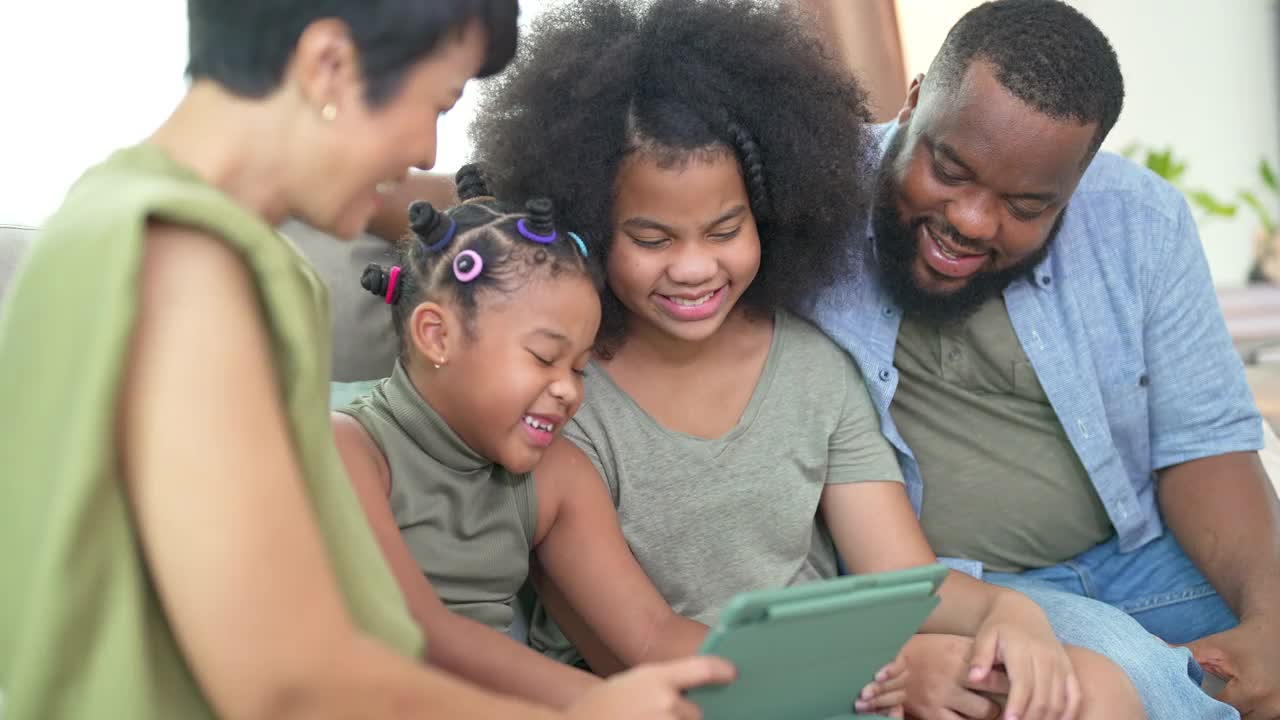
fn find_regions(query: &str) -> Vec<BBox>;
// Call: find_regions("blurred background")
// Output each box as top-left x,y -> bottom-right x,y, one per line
1,0 -> 1276,289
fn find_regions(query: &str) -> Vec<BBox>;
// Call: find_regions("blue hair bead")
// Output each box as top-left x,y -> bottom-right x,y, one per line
568,232 -> 589,257
424,217 -> 458,253
517,218 -> 557,244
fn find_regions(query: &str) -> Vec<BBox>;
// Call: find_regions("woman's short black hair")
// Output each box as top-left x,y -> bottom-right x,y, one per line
186,0 -> 519,106
469,0 -> 873,355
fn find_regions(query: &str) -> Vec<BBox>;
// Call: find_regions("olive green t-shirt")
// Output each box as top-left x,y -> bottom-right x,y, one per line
891,296 -> 1113,573
0,144 -> 423,719
530,310 -> 904,663
339,361 -> 537,634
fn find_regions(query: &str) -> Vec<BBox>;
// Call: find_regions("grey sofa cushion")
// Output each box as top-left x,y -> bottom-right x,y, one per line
0,224 -> 38,312
281,220 -> 401,381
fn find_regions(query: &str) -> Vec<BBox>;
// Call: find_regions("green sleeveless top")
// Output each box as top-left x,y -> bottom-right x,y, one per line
0,144 -> 423,719
339,362 -> 536,633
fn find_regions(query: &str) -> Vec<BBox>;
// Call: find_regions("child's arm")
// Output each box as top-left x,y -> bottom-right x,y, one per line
332,413 -> 601,709
820,481 -> 1082,720
119,225 -> 565,720
532,437 -> 709,667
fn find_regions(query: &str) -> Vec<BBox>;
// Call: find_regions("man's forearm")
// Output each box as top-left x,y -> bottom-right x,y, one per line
1158,451 -> 1280,620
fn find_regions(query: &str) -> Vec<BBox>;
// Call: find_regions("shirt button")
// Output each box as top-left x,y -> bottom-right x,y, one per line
882,306 -> 895,318
948,348 -> 962,362
1138,373 -> 1149,387
879,369 -> 893,382
1040,275 -> 1053,287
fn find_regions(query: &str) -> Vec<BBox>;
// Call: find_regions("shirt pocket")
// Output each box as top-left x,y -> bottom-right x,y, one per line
1011,360 -> 1051,403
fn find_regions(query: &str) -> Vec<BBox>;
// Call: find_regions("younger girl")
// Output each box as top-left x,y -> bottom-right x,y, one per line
334,167 -> 901,710
470,1 -> 1145,718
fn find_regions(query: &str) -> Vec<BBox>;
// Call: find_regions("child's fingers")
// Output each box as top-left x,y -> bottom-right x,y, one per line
969,629 -> 1000,683
875,656 -> 908,683
1063,667 -> 1082,720
965,668 -> 1012,695
878,667 -> 910,693
862,687 -> 907,709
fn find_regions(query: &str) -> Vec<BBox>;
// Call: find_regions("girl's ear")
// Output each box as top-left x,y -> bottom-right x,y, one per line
408,301 -> 456,367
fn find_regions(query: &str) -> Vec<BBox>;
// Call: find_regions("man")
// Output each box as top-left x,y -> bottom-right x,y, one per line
807,1 -> 1280,718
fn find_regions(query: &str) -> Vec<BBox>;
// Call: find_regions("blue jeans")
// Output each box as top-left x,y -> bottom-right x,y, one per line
982,532 -> 1239,719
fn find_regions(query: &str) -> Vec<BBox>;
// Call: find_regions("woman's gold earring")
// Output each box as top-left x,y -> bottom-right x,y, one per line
320,103 -> 338,122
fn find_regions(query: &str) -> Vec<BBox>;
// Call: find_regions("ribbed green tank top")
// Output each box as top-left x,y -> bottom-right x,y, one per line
339,362 -> 536,633
0,144 -> 423,719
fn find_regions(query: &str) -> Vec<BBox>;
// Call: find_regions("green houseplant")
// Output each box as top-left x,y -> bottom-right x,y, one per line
1239,159 -> 1280,284
1123,145 -> 1280,285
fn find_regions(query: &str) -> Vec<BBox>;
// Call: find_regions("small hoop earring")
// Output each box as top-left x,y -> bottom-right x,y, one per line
320,103 -> 337,122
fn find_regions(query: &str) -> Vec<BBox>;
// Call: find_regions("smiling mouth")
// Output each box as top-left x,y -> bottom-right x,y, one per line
521,414 -> 556,433
663,290 -> 717,307
927,225 -> 985,260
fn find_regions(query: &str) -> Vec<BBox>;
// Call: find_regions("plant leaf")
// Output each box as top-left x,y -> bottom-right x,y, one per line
1261,159 -> 1278,194
1187,190 -> 1237,218
1240,190 -> 1278,235
1148,149 -> 1170,179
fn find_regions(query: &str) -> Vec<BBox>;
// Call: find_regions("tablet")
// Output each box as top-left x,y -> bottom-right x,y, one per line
686,563 -> 948,720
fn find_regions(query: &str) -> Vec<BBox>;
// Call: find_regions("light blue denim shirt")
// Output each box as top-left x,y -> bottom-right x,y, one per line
807,124 -> 1263,562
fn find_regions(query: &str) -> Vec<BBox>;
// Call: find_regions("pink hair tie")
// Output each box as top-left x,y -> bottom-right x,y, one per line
385,265 -> 402,305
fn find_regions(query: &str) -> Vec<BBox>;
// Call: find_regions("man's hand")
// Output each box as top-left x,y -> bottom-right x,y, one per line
1183,620 -> 1280,719
899,634 -> 1010,719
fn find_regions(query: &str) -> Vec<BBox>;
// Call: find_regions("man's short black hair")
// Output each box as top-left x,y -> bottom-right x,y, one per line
186,0 -> 518,106
928,0 -> 1124,154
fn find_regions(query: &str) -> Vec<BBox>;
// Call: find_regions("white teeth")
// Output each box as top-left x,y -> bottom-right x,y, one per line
669,291 -> 714,307
522,415 -> 554,432
930,228 -> 977,260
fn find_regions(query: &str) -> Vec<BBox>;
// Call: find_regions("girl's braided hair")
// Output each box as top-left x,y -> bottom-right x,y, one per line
361,164 -> 599,360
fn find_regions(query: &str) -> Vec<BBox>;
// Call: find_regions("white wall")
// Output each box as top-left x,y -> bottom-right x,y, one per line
896,0 -> 1280,287
5,1 -> 1274,286
0,1 -> 547,229
0,1 -> 189,228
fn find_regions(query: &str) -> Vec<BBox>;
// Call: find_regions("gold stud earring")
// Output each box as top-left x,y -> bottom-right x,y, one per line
320,103 -> 337,121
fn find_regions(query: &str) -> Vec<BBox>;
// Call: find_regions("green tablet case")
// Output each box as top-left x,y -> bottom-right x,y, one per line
687,563 -> 948,720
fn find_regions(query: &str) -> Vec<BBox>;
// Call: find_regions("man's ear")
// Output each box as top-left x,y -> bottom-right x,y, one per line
897,73 -> 925,126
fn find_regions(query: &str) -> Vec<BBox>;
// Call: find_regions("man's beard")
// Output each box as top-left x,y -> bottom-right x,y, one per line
871,134 -> 1063,326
